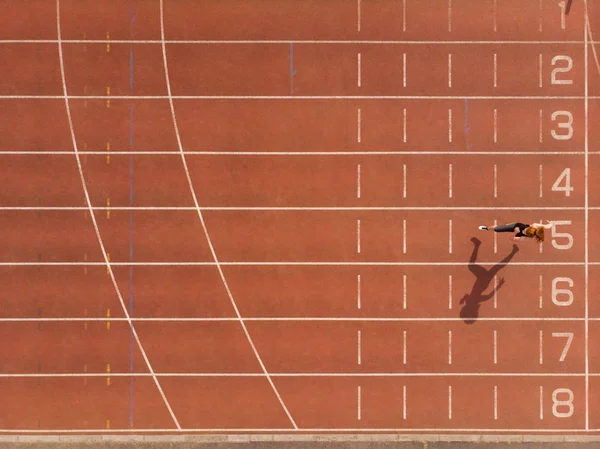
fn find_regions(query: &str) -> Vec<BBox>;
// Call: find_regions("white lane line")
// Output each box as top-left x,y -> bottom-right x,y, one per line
159,0 -> 298,430
57,0 -> 181,430
403,108 -> 407,142
403,274 -> 407,309
493,164 -> 498,198
403,219 -> 407,253
448,53 -> 452,87
357,330 -> 362,365
448,330 -> 453,364
357,108 -> 362,143
540,386 -> 544,419
539,109 -> 543,143
402,0 -> 407,32
403,330 -> 407,364
448,385 -> 453,419
493,0 -> 497,32
357,53 -> 362,87
448,275 -> 453,309
539,164 -> 543,197
493,108 -> 498,143
448,109 -> 453,142
403,163 -> 407,197
539,54 -> 543,87
357,274 -> 361,309
539,274 -> 543,308
403,385 -> 407,419
493,219 -> 498,254
494,275 -> 498,308
357,219 -> 361,254
539,330 -> 544,364
493,53 -> 497,87
539,0 -> 543,32
357,0 -> 361,32
494,385 -> 498,420
449,163 -> 453,198
493,329 -> 498,363
357,163 -> 361,198
448,0 -> 452,32
357,385 -> 362,420
449,219 -> 453,254
403,53 -> 407,87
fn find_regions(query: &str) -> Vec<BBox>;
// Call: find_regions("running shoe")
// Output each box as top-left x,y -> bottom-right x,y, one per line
478,226 -> 488,231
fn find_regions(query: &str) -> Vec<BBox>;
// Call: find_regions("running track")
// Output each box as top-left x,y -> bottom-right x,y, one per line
0,0 -> 599,435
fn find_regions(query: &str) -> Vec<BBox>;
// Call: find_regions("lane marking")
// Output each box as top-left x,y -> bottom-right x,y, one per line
357,385 -> 361,420
403,385 -> 407,419
106,31 -> 110,52
357,0 -> 361,32
448,163 -> 453,198
106,86 -> 110,108
106,197 -> 110,219
402,0 -> 406,32
357,274 -> 361,309
539,330 -> 544,364
106,141 -> 110,164
357,219 -> 361,254
493,329 -> 498,363
4,94 -> 599,99
540,386 -> 544,419
403,109 -> 407,143
403,163 -> 407,197
403,330 -> 407,364
539,164 -> 543,197
448,385 -> 453,419
106,363 -> 111,386
493,275 -> 498,308
357,53 -> 361,87
493,53 -> 497,87
357,164 -> 361,199
403,220 -> 407,253
448,330 -> 452,364
403,274 -> 407,309
539,54 -> 543,88
448,53 -> 452,87
493,219 -> 498,253
539,274 -> 543,308
357,330 -> 362,365
403,53 -> 407,87
106,308 -> 110,330
494,385 -> 498,420
158,0 -> 297,429
584,0 -> 590,430
448,275 -> 453,309
539,0 -> 543,32
448,0 -> 452,32
493,108 -> 498,143
493,0 -> 497,32
448,109 -> 453,142
357,108 -> 361,143
448,219 -> 453,254
539,109 -> 543,143
493,164 -> 498,198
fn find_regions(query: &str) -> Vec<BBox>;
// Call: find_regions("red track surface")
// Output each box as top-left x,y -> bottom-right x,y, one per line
0,0 -> 599,435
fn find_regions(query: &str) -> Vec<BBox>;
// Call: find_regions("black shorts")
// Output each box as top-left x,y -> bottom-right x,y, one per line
495,222 -> 530,236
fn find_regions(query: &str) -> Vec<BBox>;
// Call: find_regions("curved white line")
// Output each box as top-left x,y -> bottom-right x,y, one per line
55,0 -> 181,430
158,0 -> 298,430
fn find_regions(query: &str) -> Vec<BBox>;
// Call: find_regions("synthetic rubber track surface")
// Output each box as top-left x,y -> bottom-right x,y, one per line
0,0 -> 599,436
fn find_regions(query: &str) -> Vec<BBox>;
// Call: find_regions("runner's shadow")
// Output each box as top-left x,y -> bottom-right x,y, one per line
459,237 -> 519,324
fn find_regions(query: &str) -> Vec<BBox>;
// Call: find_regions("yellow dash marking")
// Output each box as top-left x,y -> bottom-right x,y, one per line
106,31 -> 110,53
106,141 -> 110,164
106,363 -> 111,386
106,86 -> 110,108
106,253 -> 110,274
106,308 -> 110,330
106,419 -> 110,429
106,197 -> 110,219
